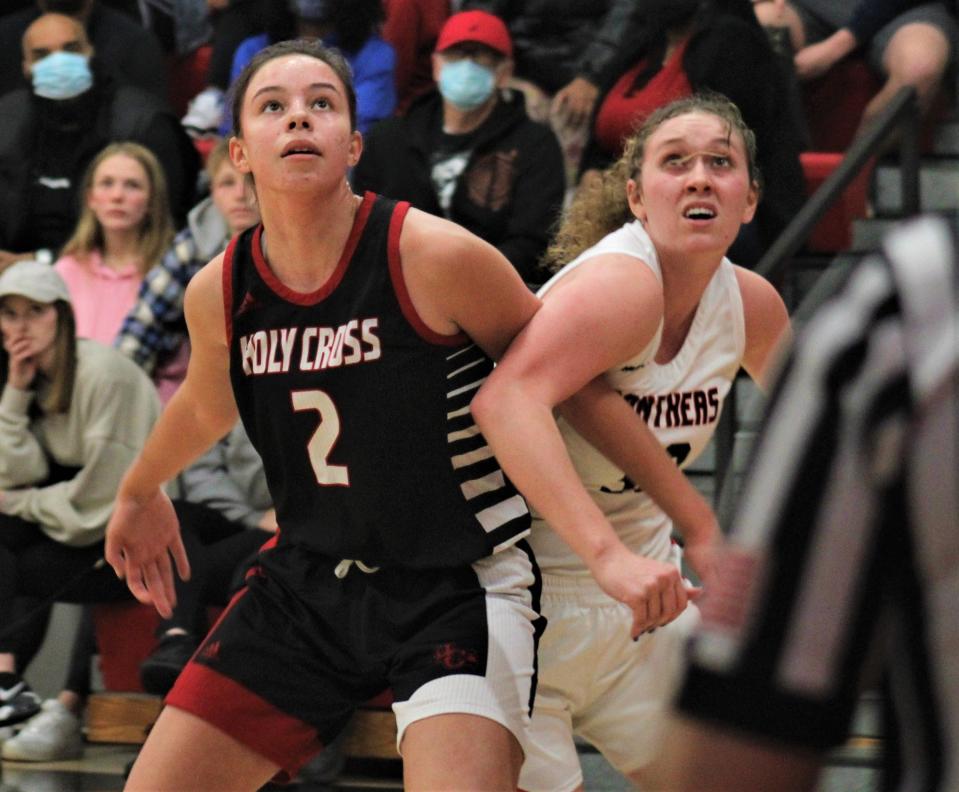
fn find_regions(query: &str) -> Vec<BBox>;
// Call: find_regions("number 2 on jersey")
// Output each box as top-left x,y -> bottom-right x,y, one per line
291,389 -> 350,486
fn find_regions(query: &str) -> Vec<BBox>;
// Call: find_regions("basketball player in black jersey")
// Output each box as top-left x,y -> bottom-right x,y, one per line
104,38 -> 690,791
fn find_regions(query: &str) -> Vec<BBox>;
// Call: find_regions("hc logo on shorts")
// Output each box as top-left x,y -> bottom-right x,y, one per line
432,643 -> 480,671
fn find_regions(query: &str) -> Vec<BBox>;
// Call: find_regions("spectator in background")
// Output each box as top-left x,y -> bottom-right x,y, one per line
0,142 -> 167,764
0,0 -> 167,98
382,0 -> 450,114
577,0 -> 806,267
754,0 -> 956,138
221,0 -> 396,136
115,137 -> 261,400
0,261 -> 262,764
652,215 -> 958,791
54,143 -> 175,345
351,10 -> 565,285
0,262 -> 163,738
460,0 -> 642,182
0,14 -> 199,272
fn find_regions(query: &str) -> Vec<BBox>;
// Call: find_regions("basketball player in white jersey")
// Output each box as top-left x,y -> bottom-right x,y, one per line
474,93 -> 791,791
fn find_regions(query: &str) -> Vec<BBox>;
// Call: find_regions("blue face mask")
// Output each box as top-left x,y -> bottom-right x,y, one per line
438,59 -> 496,111
31,51 -> 93,100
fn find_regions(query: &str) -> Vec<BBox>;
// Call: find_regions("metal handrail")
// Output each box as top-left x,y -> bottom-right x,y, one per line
756,85 -> 921,285
712,86 -> 922,518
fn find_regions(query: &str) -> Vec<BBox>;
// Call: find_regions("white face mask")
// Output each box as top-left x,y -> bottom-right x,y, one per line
30,50 -> 93,100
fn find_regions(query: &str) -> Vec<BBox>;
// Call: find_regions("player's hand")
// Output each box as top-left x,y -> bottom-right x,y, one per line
105,488 -> 190,619
551,77 -> 599,128
589,545 -> 701,638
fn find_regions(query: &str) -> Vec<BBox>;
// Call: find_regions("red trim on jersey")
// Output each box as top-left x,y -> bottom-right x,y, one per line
250,191 -> 375,306
387,202 -> 468,346
166,642 -> 320,783
222,235 -> 239,346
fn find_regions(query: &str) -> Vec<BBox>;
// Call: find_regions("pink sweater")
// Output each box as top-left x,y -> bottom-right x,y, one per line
55,252 -> 144,345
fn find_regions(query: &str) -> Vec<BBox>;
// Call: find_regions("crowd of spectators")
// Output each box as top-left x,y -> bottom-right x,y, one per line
0,10 -> 197,271
0,0 -> 954,781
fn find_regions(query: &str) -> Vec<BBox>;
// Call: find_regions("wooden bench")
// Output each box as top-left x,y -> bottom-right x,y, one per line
86,602 -> 398,759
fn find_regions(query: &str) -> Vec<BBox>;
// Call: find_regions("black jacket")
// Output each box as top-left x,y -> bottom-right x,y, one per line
351,89 -> 566,284
461,0 -> 641,93
0,79 -> 198,254
580,13 -> 807,265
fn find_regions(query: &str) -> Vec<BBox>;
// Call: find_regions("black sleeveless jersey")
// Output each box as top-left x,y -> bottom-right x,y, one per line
223,192 -> 530,569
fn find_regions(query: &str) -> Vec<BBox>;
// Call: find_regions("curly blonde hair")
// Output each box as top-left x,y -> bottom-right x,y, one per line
543,93 -> 761,272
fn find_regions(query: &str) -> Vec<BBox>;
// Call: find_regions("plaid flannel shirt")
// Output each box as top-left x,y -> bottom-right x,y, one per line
114,228 -> 214,374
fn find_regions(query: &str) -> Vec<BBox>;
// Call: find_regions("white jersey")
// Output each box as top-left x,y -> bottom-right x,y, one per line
531,220 -> 746,573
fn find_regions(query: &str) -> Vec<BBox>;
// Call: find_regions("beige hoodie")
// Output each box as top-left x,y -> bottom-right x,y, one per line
0,339 -> 160,546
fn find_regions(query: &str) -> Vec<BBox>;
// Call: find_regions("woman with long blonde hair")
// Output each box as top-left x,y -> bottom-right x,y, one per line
55,142 -> 174,344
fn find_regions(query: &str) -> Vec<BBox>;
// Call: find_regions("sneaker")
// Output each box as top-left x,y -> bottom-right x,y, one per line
0,768 -> 68,792
139,633 -> 197,696
0,680 -> 41,728
1,699 -> 83,761
181,87 -> 224,138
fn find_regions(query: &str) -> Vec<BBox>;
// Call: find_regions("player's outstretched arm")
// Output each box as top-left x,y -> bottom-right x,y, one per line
106,254 -> 240,617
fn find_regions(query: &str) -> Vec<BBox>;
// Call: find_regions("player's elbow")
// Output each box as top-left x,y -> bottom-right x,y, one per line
471,376 -> 503,435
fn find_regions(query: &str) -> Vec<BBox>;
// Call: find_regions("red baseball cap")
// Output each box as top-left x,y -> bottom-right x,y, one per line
435,11 -> 513,58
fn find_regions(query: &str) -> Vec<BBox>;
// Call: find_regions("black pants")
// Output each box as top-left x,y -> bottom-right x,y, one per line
168,500 -> 272,636
0,509 -> 206,670
0,514 -> 134,663
60,503 -> 269,697
0,503 -> 269,680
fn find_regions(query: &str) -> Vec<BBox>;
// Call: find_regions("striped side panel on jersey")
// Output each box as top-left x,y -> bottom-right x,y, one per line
445,344 -> 531,552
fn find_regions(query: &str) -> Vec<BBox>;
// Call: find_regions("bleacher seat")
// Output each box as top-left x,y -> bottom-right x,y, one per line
800,151 -> 873,252
799,58 -> 880,252
802,59 -> 882,153
92,601 -> 161,693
